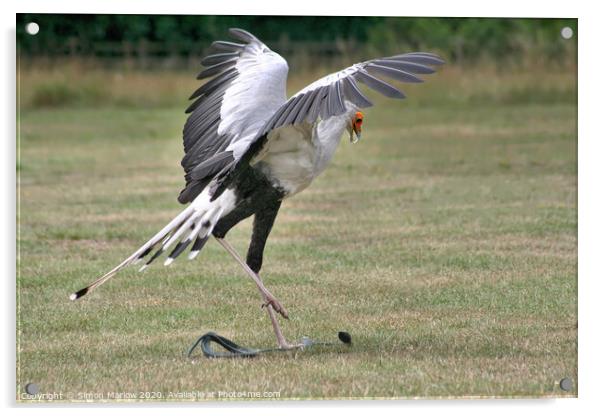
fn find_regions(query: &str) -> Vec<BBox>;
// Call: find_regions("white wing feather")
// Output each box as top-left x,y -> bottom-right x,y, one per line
219,42 -> 289,141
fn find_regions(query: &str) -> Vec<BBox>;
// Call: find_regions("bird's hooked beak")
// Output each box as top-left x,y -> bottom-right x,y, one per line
350,111 -> 363,144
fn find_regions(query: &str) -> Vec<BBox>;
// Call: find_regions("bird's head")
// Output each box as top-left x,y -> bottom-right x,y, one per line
348,111 -> 364,144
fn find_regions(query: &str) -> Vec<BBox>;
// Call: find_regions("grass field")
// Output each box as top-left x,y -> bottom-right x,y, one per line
17,64 -> 577,400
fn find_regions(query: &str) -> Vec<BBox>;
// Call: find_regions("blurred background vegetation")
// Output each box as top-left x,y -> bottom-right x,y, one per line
16,14 -> 576,110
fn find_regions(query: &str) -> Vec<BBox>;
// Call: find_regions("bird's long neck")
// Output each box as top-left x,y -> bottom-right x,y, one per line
316,112 -> 348,140
312,110 -> 353,174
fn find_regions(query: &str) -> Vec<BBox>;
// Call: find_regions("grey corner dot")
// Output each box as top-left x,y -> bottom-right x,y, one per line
559,377 -> 573,391
25,22 -> 40,36
25,383 -> 39,395
560,26 -> 573,40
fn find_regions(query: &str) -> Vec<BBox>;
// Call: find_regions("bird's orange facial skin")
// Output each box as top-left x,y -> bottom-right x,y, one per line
353,112 -> 364,136
349,111 -> 364,144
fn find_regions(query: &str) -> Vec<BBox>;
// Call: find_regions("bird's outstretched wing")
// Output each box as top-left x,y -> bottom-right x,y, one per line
209,51 -> 445,199
179,28 -> 289,203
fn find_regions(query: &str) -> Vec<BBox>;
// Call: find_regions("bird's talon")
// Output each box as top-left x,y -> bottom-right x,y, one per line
278,341 -> 304,350
263,297 -> 289,319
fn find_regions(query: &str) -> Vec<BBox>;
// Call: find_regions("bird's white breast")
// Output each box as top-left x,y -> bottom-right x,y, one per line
254,115 -> 348,197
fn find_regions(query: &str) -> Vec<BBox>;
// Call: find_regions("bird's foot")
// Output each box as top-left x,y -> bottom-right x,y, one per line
262,295 -> 289,319
277,340 -> 305,350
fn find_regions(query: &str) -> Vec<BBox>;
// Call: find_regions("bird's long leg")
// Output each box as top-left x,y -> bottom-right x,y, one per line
214,237 -> 300,349
214,237 -> 288,318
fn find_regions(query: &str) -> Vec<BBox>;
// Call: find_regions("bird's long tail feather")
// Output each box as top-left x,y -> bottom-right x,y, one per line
70,192 -> 227,301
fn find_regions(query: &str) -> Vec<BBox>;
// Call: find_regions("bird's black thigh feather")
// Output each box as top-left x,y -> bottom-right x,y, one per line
246,199 -> 281,273
212,200 -> 255,239
212,166 -> 284,273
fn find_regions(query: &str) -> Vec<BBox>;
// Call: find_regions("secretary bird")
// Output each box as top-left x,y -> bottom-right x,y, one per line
70,28 -> 443,349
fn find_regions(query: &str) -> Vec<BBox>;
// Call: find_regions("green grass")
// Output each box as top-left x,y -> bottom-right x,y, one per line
17,68 -> 577,400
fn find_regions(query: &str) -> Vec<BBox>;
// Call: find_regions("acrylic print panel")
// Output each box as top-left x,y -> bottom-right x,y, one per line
16,14 -> 577,402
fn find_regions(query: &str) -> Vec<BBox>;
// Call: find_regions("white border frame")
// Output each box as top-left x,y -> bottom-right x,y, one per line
4,1 -> 599,414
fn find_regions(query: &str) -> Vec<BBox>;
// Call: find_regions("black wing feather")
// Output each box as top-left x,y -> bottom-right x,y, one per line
178,29 -> 260,204
209,41 -> 245,53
